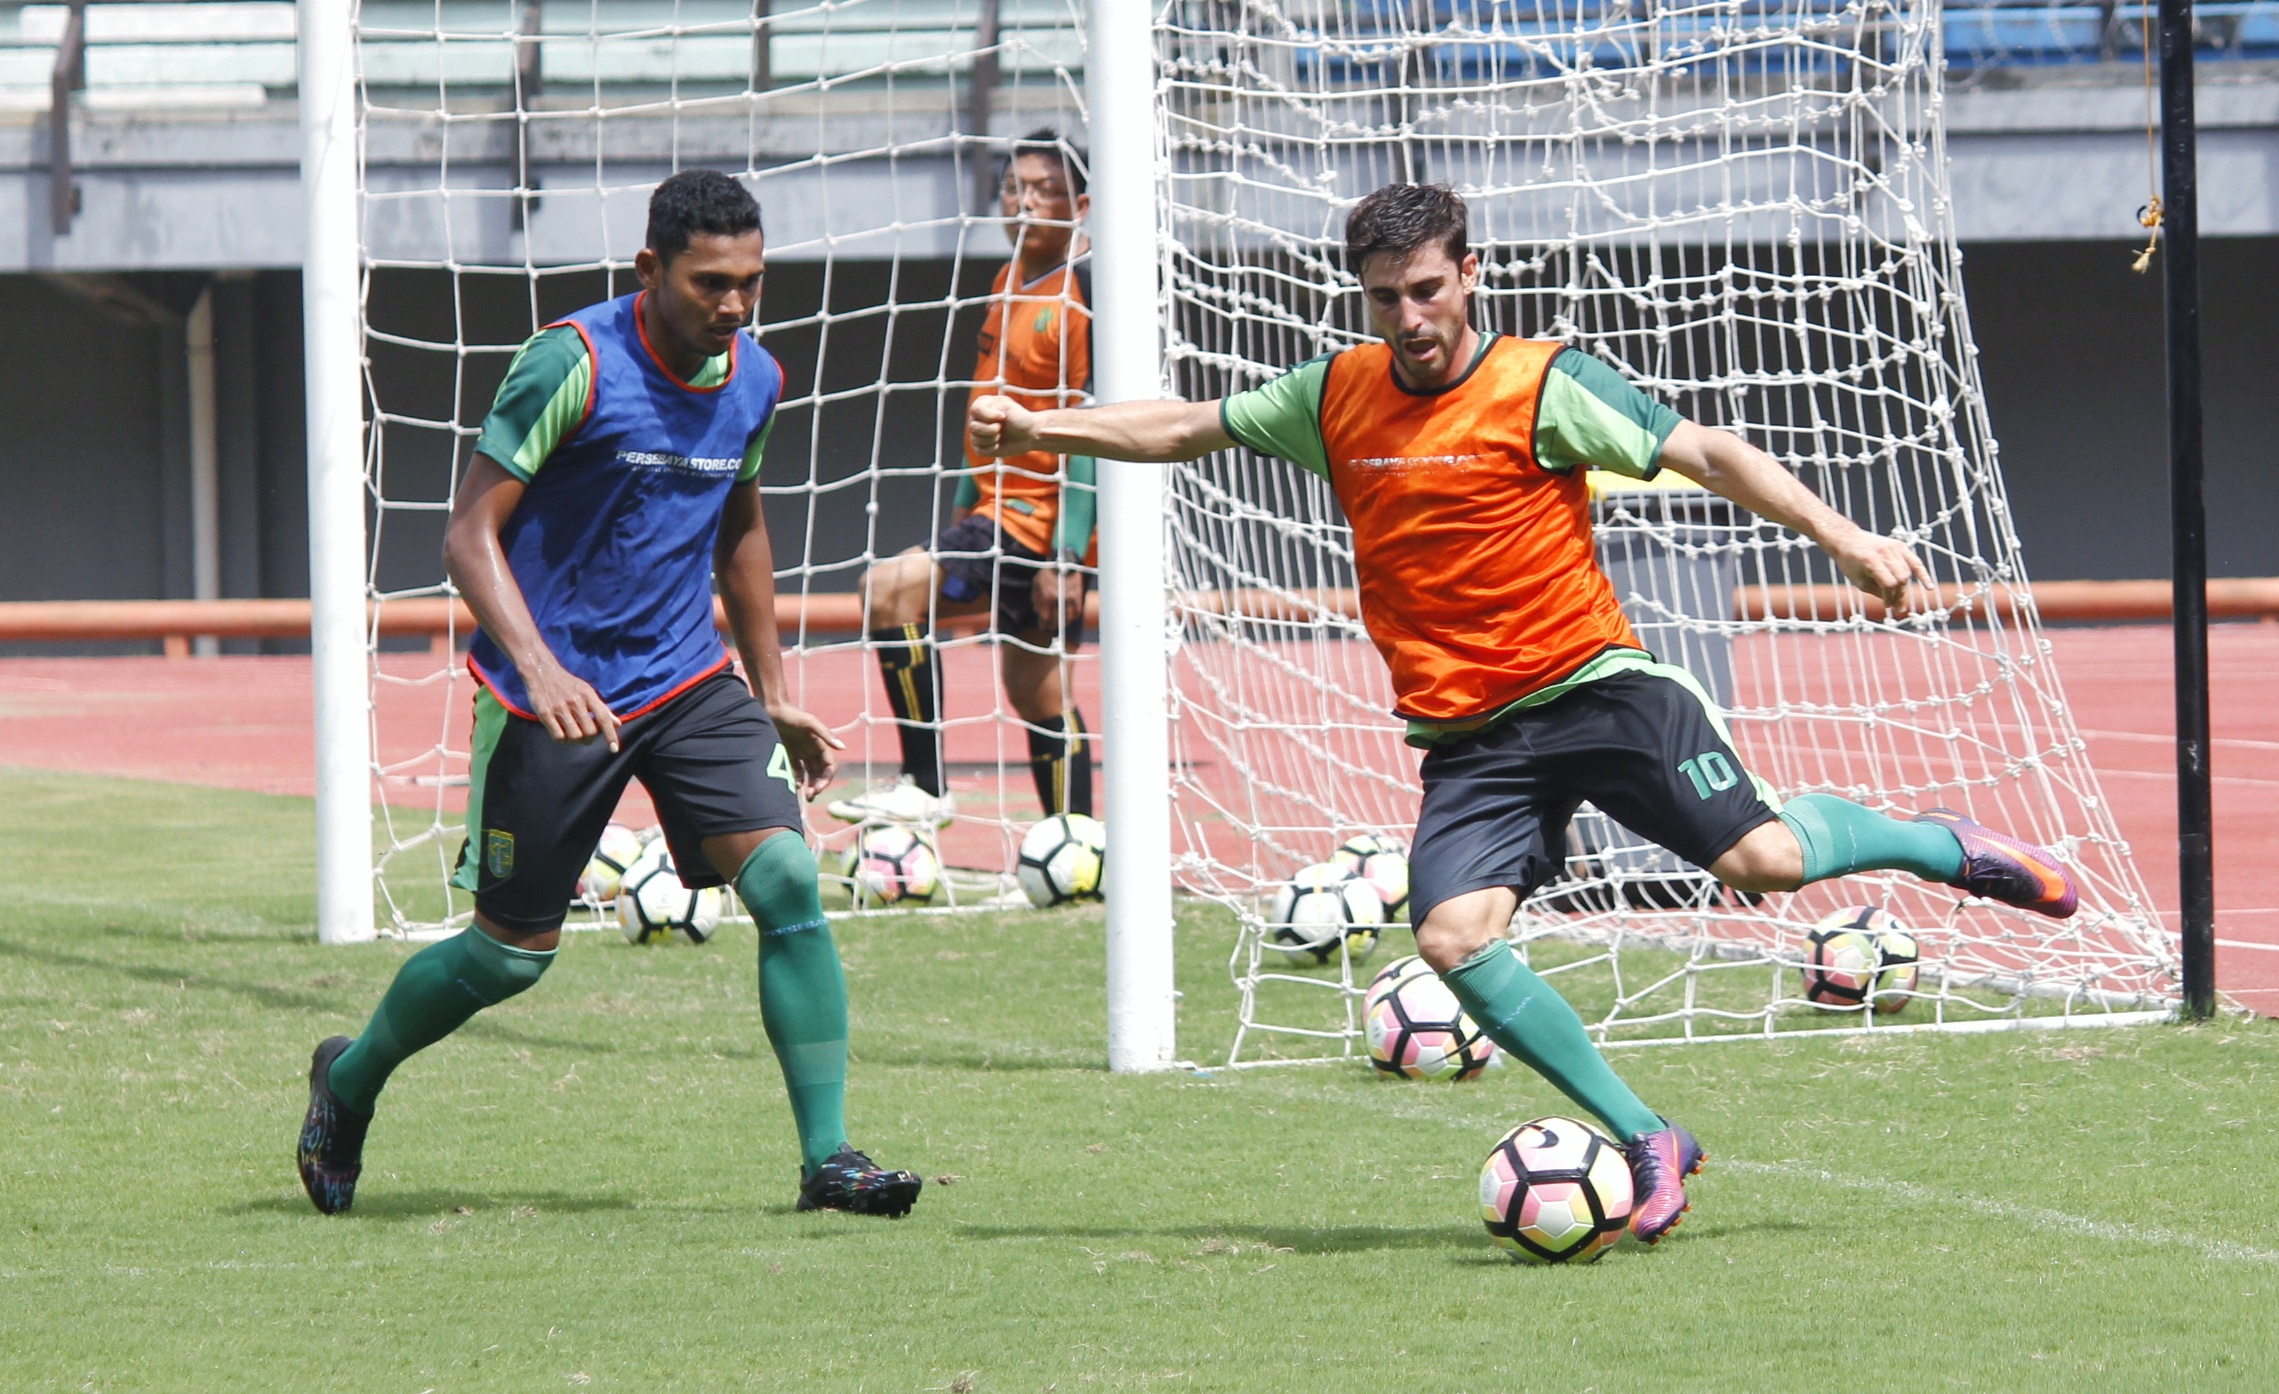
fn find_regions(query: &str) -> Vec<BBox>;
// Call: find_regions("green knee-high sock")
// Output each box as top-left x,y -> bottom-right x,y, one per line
1778,792 -> 1965,886
736,834 -> 850,1176
1441,941 -> 1663,1142
327,928 -> 556,1112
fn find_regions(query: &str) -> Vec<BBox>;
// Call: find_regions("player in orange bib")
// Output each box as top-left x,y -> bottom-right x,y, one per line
967,183 -> 2081,1244
833,130 -> 1098,831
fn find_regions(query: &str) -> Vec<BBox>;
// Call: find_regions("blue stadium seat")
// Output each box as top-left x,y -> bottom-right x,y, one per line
2241,1 -> 2279,52
1943,4 -> 2106,66
1305,0 -> 2277,83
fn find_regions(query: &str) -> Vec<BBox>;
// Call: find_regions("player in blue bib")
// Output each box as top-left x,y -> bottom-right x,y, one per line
297,171 -> 924,1219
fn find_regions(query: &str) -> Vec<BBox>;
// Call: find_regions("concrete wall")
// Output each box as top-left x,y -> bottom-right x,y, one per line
0,274 -> 184,602
1963,237 -> 2279,583
0,270 -> 307,651
1944,79 -> 2279,241
6,70 -> 2278,274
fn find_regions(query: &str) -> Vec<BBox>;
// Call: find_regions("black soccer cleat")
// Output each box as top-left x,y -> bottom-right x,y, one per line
296,1036 -> 373,1216
796,1147 -> 924,1218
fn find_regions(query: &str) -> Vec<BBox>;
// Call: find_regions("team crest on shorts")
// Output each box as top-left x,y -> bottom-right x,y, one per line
484,829 -> 516,879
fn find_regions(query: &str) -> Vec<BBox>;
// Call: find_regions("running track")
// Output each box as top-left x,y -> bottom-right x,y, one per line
2,625 -> 2273,1007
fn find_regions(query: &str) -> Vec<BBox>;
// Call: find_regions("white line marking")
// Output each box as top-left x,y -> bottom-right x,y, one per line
2089,769 -> 2279,789
2217,938 -> 2279,953
2076,728 -> 2279,754
1724,1159 -> 2279,1264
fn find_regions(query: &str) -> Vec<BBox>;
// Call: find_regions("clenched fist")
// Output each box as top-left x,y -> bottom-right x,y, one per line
967,393 -> 1040,458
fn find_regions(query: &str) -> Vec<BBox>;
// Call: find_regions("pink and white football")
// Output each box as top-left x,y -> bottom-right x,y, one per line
1479,1116 -> 1634,1263
838,824 -> 941,908
1364,955 -> 1499,1082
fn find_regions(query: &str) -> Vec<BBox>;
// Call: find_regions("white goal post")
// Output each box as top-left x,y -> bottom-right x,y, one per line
1089,0 -> 1180,1073
300,0 -> 374,946
304,0 -> 2176,1064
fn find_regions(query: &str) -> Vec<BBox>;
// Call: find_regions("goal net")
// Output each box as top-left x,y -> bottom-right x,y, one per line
343,0 -> 2176,1055
1153,0 -> 2177,1058
352,0 -> 1095,934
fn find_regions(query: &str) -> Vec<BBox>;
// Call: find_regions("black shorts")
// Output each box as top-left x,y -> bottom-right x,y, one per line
933,514 -> 1069,639
450,669 -> 804,933
1407,669 -> 1779,928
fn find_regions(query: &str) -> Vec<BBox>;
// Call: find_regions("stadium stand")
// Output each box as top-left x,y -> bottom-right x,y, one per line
3,0 -> 2277,119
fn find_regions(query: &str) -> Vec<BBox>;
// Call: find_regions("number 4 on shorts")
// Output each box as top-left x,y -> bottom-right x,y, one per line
1677,751 -> 1738,800
768,743 -> 799,796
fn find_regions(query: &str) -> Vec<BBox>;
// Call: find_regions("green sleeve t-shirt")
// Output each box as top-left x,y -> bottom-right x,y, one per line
476,324 -> 768,482
1054,455 -> 1098,556
1218,339 -> 1682,482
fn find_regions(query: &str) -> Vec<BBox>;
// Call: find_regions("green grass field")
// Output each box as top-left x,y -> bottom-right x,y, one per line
5,766 -> 2276,1393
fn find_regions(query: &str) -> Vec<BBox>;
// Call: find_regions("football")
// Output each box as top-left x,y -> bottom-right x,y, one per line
1352,847 -> 1410,926
841,823 -> 943,908
1266,862 -> 1384,964
616,841 -> 727,944
1331,831 -> 1405,871
577,822 -> 646,905
1802,905 -> 1920,1012
1364,954 -> 1499,1081
1479,1116 -> 1634,1263
1016,812 -> 1107,908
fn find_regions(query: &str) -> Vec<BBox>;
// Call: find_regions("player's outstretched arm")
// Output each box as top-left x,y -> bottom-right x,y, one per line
446,453 -> 624,749
1655,420 -> 1932,614
715,482 -> 843,797
968,393 -> 1232,464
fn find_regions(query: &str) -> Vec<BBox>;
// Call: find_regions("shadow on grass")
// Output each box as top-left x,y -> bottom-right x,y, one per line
448,1018 -> 627,1056
851,1045 -> 1103,1073
1679,1216 -> 1815,1240
0,934 -> 341,1014
0,933 -> 627,1056
1448,1250 -> 1634,1268
227,1188 -> 647,1220
950,1222 -> 1474,1254
67,917 -> 310,950
1438,1215 -> 1818,1267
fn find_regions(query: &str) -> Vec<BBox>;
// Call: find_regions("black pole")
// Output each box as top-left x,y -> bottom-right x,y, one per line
2158,0 -> 2215,1019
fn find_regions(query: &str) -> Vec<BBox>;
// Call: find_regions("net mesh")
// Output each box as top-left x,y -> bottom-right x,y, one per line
1152,0 -> 2177,1059
352,0 -> 1094,936
348,0 -> 2176,1051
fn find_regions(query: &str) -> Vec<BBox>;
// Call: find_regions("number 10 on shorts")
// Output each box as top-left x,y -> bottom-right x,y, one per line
1678,751 -> 1738,800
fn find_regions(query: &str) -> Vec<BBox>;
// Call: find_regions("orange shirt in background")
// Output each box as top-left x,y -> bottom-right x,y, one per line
964,259 -> 1091,554
1316,337 -> 1643,722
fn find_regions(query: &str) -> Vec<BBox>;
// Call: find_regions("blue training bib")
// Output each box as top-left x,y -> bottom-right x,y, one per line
469,291 -> 782,718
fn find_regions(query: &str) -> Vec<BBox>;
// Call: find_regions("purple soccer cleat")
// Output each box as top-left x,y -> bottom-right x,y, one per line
1914,808 -> 2079,920
1626,1120 -> 1705,1245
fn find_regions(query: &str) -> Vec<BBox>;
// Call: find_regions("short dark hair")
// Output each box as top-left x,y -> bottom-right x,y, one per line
1344,183 -> 1469,278
1001,127 -> 1088,197
646,169 -> 762,263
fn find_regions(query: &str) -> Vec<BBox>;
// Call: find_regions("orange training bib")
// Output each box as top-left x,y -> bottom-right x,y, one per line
1319,336 -> 1642,722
